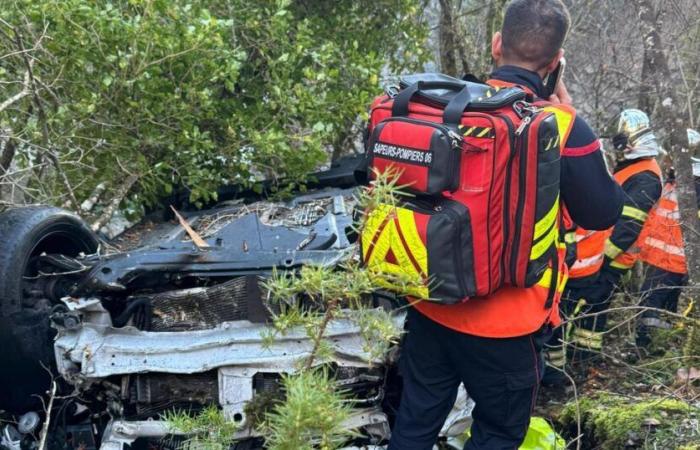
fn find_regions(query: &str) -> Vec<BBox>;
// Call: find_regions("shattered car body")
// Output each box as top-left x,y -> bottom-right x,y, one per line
0,157 -> 473,450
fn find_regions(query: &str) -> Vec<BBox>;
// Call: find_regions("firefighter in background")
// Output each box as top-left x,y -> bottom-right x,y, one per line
543,109 -> 663,384
636,128 -> 700,347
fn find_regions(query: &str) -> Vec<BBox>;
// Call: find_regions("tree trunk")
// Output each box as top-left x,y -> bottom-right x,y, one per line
635,0 -> 700,289
0,136 -> 16,178
438,0 -> 458,76
638,47 -> 654,112
485,0 -> 507,52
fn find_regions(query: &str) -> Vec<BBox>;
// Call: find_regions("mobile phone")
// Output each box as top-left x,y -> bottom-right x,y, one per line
544,57 -> 566,98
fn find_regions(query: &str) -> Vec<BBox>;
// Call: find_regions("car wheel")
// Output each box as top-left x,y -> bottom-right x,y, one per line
0,206 -> 99,413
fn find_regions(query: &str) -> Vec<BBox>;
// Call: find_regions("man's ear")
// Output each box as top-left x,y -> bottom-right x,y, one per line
545,49 -> 565,73
491,32 -> 503,64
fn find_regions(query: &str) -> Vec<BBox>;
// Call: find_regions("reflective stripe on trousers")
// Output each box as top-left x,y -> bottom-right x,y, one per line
570,327 -> 603,350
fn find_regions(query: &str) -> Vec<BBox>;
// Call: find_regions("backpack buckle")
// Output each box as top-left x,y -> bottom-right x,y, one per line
385,84 -> 400,98
513,100 -> 539,119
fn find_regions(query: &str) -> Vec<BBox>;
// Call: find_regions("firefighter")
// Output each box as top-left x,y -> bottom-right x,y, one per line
635,128 -> 700,347
543,109 -> 663,383
387,1 -> 623,448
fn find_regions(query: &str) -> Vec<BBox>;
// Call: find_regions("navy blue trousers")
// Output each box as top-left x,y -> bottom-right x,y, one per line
640,264 -> 686,318
388,308 -> 546,450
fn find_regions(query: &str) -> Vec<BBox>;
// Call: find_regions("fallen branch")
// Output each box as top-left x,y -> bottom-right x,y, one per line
170,205 -> 210,249
91,174 -> 138,232
37,381 -> 56,450
81,181 -> 108,213
305,297 -> 340,370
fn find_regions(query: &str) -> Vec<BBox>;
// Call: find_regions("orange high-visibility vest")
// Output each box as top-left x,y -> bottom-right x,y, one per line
568,158 -> 662,278
639,182 -> 687,274
414,86 -> 576,338
567,228 -> 608,279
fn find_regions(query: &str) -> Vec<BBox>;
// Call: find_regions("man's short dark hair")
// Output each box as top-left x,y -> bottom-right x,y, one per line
501,0 -> 571,69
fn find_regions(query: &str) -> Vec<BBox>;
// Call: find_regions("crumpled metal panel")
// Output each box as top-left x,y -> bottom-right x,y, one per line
100,407 -> 389,450
55,311 -> 405,378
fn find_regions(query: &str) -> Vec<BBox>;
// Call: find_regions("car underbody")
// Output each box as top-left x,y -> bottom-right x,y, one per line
0,157 -> 473,450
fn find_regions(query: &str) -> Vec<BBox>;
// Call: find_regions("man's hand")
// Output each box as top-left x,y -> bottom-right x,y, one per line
548,79 -> 572,105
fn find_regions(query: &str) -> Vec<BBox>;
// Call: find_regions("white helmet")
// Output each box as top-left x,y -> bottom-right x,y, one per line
689,128 -> 700,177
613,109 -> 662,160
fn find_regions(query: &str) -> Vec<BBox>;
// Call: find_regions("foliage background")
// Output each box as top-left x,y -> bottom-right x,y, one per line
0,0 -> 428,213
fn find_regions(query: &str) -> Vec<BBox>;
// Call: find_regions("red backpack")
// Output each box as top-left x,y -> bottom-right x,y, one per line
360,74 -> 572,304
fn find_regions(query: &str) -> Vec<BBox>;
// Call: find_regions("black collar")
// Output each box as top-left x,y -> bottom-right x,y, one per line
489,65 -> 548,99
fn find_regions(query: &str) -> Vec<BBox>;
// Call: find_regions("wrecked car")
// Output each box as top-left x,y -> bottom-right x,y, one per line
0,155 -> 472,450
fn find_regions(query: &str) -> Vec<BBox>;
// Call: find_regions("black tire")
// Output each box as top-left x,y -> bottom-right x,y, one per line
0,206 -> 99,413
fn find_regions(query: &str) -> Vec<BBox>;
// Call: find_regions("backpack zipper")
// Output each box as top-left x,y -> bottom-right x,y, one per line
380,117 -> 464,150
515,115 -> 532,136
509,116 -> 532,284
497,114 -> 516,287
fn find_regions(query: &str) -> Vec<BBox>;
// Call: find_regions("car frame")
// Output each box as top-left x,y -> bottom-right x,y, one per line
0,156 -> 472,450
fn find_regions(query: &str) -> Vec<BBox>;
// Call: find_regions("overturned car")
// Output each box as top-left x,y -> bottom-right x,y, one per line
0,156 -> 472,450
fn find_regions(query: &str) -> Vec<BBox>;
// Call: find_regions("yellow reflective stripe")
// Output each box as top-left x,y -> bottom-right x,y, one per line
573,328 -> 603,341
544,136 -> 560,151
622,205 -> 648,222
572,298 -> 587,315
609,260 -> 633,270
396,207 -> 428,274
547,354 -> 566,368
361,204 -> 393,259
572,328 -> 603,349
547,348 -> 566,358
563,298 -> 589,342
531,224 -> 557,260
682,299 -> 694,317
536,268 -> 553,288
362,204 -> 430,299
546,358 -> 566,369
369,265 -> 430,299
531,197 -> 560,261
604,239 -> 623,259
546,348 -> 566,368
536,267 -> 567,293
534,196 -> 559,241
542,105 -> 574,144
383,217 -> 419,277
461,126 -> 494,138
572,337 -> 602,350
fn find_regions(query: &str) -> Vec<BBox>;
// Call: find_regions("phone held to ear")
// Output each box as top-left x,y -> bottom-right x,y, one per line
544,57 -> 566,98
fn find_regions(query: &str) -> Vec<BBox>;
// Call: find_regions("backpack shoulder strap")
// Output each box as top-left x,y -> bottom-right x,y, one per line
538,103 -> 577,147
486,78 -> 535,96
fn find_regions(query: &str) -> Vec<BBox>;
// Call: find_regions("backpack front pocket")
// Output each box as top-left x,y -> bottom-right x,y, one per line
367,117 -> 462,195
361,198 -> 476,304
